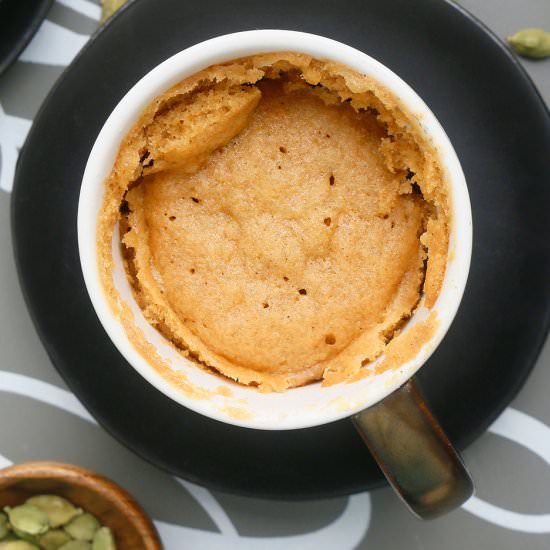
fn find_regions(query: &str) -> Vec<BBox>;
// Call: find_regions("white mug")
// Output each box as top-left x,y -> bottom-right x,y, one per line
78,30 -> 473,518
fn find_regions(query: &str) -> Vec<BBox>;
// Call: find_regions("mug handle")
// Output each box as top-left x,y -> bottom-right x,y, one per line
352,378 -> 474,519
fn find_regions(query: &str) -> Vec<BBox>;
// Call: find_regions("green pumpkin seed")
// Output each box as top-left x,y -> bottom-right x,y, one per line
64,514 -> 100,542
91,528 -> 116,550
25,496 -> 81,528
0,513 -> 9,539
101,0 -> 127,23
10,530 -> 38,546
507,28 -> 550,59
2,495 -> 117,549
4,506 -> 48,536
0,541 -> 40,549
58,542 -> 91,550
38,530 -> 72,550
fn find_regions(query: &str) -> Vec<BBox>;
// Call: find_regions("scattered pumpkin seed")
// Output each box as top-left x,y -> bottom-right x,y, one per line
91,528 -> 115,550
10,530 -> 38,546
0,514 -> 9,539
38,530 -> 72,550
0,542 -> 40,549
58,542 -> 91,550
25,496 -> 81,529
507,28 -> 550,59
4,506 -> 48,536
63,515 -> 99,542
101,0 -> 127,23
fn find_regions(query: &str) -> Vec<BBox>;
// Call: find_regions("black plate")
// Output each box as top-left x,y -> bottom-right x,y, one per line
11,0 -> 550,499
0,0 -> 53,76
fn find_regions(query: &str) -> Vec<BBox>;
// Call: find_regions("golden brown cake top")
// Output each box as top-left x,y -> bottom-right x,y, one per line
98,52 -> 450,391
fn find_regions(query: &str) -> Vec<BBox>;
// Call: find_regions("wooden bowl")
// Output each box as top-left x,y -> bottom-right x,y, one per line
0,461 -> 162,549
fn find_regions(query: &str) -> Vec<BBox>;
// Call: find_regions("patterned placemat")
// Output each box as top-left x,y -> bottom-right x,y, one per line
1,1 -> 549,548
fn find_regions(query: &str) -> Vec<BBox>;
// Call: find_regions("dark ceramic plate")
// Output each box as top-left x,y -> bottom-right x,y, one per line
0,0 -> 52,75
11,0 -> 550,499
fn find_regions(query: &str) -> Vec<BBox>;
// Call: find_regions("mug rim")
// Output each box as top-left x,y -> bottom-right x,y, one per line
78,29 -> 472,430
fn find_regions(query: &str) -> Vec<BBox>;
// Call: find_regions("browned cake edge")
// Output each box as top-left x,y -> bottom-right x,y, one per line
97,52 -> 450,392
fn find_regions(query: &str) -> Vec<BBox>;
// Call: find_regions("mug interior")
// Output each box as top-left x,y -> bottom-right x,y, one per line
78,30 -> 472,430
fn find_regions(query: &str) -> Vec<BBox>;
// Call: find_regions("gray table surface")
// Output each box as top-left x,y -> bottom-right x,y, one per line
1,1 -> 549,548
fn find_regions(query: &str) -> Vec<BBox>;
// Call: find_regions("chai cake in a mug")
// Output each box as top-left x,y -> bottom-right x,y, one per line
97,53 -> 450,392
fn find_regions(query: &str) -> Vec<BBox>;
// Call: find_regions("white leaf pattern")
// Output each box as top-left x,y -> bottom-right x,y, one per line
462,408 -> 550,533
19,20 -> 89,66
0,102 -> 32,193
57,0 -> 101,21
